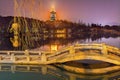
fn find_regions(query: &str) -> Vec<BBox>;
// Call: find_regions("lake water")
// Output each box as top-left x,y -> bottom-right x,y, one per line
0,33 -> 120,50
84,37 -> 120,48
0,35 -> 120,80
0,64 -> 119,80
33,37 -> 120,51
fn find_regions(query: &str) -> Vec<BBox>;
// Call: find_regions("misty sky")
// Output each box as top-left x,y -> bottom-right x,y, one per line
0,0 -> 120,25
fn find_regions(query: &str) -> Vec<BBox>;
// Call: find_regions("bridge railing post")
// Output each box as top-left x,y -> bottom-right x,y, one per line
7,52 -> 10,55
102,43 -> 108,55
41,53 -> 47,62
25,50 -> 30,62
39,52 -> 41,55
11,53 -> 15,62
69,46 -> 75,54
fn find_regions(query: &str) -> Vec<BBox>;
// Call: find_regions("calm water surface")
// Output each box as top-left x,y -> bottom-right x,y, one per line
0,64 -> 119,80
35,37 -> 120,51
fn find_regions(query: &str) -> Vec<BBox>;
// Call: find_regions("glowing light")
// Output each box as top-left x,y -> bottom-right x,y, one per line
50,44 -> 58,51
10,36 -> 20,47
10,22 -> 20,48
51,5 -> 55,12
56,34 -> 66,38
56,29 -> 66,33
50,4 -> 56,21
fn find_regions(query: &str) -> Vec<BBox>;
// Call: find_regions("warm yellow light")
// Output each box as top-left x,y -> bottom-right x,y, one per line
13,40 -> 19,47
50,44 -> 58,51
51,5 -> 55,12
56,29 -> 66,33
10,36 -> 20,47
56,34 -> 66,38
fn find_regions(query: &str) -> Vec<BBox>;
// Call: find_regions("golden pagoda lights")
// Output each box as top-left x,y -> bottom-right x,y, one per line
50,5 -> 56,21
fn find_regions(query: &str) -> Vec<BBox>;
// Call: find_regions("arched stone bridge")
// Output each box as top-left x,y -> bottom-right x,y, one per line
0,43 -> 120,65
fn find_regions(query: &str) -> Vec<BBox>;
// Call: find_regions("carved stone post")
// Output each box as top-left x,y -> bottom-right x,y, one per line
41,53 -> 47,62
102,43 -> 108,55
25,50 -> 30,62
11,53 -> 15,62
69,46 -> 75,54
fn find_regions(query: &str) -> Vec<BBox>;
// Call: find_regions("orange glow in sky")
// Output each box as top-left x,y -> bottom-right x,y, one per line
0,0 -> 120,25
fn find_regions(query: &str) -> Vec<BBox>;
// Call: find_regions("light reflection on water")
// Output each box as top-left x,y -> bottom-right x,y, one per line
0,35 -> 120,50
0,64 -> 119,80
35,37 -> 120,51
84,37 -> 120,48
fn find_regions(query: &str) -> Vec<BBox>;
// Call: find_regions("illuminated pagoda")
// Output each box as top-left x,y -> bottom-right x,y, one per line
50,6 -> 56,21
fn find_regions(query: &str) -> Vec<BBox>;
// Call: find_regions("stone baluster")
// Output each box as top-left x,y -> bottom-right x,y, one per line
102,43 -> 108,55
25,50 -> 30,62
41,53 -> 47,62
11,53 -> 15,62
7,52 -> 10,55
69,46 -> 75,54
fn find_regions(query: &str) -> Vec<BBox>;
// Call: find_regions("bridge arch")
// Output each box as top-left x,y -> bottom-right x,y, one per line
47,44 -> 120,65
52,54 -> 120,65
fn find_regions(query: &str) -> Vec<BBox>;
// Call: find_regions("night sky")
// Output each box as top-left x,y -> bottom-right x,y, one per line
0,0 -> 120,25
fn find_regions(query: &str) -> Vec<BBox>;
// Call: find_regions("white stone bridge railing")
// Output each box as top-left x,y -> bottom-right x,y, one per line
47,43 -> 109,59
0,50 -> 52,64
0,43 -> 120,64
46,43 -> 120,65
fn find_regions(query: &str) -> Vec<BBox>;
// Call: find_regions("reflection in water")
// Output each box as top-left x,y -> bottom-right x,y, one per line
0,33 -> 120,50
9,23 -> 21,48
0,64 -> 119,80
56,61 -> 120,74
84,37 -> 120,48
